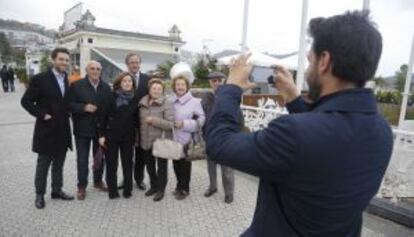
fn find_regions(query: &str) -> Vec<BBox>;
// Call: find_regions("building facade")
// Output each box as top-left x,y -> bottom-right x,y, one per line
57,9 -> 185,82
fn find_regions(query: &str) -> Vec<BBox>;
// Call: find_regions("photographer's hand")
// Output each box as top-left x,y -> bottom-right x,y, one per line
273,66 -> 300,103
226,53 -> 256,91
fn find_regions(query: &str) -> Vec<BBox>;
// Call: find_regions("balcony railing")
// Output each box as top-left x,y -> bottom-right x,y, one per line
241,102 -> 414,201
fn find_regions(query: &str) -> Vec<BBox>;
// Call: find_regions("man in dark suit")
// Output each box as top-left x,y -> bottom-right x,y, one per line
125,53 -> 150,190
21,48 -> 74,209
206,11 -> 393,236
69,60 -> 113,200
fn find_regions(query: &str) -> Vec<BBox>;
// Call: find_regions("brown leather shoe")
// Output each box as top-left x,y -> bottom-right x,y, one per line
77,187 -> 86,200
94,181 -> 108,192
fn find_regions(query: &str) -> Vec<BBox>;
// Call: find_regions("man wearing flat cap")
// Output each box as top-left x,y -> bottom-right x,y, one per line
202,71 -> 235,204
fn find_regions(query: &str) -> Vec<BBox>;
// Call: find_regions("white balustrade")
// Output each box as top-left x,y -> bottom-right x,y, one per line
241,99 -> 414,201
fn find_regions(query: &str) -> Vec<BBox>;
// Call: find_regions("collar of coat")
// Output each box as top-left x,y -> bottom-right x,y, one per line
312,88 -> 378,114
139,94 -> 166,107
51,68 -> 67,79
83,76 -> 103,88
173,91 -> 193,105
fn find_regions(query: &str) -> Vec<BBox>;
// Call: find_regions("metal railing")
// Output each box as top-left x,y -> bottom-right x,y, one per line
241,104 -> 414,200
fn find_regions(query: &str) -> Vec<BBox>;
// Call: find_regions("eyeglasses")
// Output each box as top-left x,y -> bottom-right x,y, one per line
211,79 -> 223,83
89,67 -> 102,71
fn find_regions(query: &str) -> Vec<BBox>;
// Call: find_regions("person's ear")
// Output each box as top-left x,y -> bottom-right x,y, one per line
318,51 -> 332,74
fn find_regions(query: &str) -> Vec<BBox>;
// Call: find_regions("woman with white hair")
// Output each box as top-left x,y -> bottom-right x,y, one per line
170,63 -> 206,200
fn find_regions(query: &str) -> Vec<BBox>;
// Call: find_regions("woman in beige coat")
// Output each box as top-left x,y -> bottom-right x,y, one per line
139,78 -> 174,201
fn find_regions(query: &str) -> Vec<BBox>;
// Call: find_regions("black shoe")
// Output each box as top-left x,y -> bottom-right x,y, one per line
51,191 -> 75,200
204,188 -> 217,197
153,191 -> 164,202
109,192 -> 120,199
137,182 -> 146,191
145,188 -> 157,196
175,190 -> 189,200
172,189 -> 180,196
35,195 -> 45,209
224,195 -> 234,204
123,192 -> 132,199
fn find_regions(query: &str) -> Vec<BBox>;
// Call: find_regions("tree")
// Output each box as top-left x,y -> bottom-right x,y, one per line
40,50 -> 52,72
156,60 -> 176,79
13,48 -> 26,67
192,54 -> 219,88
395,64 -> 408,92
0,32 -> 13,63
371,76 -> 386,88
0,32 -> 26,67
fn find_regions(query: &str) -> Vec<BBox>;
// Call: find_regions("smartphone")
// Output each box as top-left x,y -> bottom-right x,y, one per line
249,66 -> 275,84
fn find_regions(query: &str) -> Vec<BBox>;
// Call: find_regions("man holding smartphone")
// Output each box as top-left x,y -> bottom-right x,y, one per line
206,11 -> 392,236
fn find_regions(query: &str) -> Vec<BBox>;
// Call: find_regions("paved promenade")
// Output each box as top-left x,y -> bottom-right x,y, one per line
0,83 -> 412,236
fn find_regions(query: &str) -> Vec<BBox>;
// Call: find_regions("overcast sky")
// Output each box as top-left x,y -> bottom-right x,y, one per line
1,0 -> 413,77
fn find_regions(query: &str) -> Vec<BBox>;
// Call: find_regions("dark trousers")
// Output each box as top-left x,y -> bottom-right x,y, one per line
75,136 -> 105,188
134,146 -> 146,185
105,140 -> 133,196
34,153 -> 66,195
142,149 -> 168,192
1,79 -> 8,92
173,159 -> 192,192
9,79 -> 15,92
207,159 -> 235,196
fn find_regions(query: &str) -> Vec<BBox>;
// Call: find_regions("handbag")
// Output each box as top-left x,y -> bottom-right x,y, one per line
186,120 -> 207,161
152,128 -> 184,160
93,146 -> 105,171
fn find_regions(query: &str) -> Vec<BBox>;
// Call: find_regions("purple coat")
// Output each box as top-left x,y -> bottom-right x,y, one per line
172,92 -> 205,145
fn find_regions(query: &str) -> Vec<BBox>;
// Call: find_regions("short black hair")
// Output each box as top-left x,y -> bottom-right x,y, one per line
308,10 -> 382,87
51,47 -> 70,60
125,52 -> 142,64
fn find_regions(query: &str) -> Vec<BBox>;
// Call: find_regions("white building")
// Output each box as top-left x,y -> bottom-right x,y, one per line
57,8 -> 185,82
0,28 -> 55,51
25,51 -> 43,77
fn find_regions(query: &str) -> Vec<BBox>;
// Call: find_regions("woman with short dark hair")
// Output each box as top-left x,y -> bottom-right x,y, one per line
98,72 -> 137,199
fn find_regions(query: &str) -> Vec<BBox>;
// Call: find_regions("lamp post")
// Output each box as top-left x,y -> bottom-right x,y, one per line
241,0 -> 250,53
296,0 -> 309,92
363,0 -> 370,11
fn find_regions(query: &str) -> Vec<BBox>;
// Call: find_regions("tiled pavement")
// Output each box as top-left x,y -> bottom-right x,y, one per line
0,83 -> 412,237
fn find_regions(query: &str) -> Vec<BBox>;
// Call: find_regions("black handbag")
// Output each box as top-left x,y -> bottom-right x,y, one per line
186,120 -> 207,161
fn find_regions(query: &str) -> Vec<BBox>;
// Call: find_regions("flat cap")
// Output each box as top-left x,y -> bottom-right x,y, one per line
207,71 -> 226,80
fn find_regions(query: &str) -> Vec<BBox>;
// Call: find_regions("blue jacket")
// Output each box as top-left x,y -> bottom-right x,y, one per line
206,85 -> 393,237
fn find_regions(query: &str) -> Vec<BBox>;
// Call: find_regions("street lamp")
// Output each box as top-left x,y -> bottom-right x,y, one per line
241,0 -> 250,53
363,0 -> 370,11
296,0 -> 309,92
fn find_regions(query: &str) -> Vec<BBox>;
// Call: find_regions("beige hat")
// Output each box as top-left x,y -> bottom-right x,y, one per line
169,62 -> 195,84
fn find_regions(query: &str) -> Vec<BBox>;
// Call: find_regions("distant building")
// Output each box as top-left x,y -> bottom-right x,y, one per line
0,28 -> 56,77
57,6 -> 185,82
0,28 -> 55,51
25,51 -> 43,77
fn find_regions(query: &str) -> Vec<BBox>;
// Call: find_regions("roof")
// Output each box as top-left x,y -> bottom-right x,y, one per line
213,50 -> 240,58
213,50 -> 297,60
59,26 -> 185,44
93,47 -> 178,72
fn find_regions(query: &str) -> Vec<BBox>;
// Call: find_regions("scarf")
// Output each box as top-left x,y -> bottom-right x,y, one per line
115,89 -> 134,107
